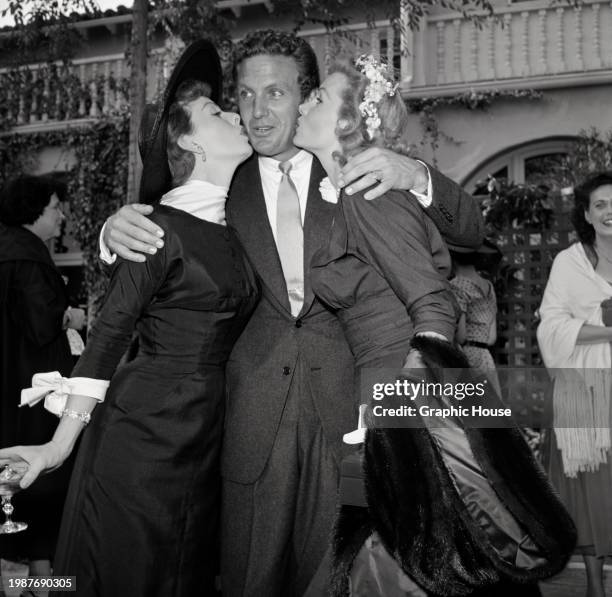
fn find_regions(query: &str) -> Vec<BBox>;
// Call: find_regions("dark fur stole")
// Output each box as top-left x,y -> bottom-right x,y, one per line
330,336 -> 576,597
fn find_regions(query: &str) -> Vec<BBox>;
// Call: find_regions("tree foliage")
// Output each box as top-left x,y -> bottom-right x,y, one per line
269,0 -> 494,33
0,1 -> 101,63
553,128 -> 612,188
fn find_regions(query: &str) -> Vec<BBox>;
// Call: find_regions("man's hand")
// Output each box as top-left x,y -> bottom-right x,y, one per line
104,204 -> 164,263
339,148 -> 428,200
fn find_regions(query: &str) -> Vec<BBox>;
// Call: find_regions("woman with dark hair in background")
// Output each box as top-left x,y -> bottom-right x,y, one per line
538,171 -> 612,597
0,175 -> 84,592
0,41 -> 258,597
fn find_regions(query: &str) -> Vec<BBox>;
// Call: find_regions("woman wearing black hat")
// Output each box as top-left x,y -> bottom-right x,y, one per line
0,41 -> 258,596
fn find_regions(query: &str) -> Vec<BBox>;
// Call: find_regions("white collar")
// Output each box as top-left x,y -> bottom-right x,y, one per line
160,179 -> 227,226
258,149 -> 311,175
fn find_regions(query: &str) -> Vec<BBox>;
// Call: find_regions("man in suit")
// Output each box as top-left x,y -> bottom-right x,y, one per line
102,30 -> 484,596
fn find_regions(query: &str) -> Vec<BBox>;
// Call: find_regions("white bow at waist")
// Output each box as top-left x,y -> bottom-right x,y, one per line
20,371 -> 109,416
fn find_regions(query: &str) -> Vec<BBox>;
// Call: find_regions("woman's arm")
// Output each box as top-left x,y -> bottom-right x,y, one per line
575,324 -> 612,344
1,393 -> 98,488
342,188 -> 457,342
0,219 -> 169,487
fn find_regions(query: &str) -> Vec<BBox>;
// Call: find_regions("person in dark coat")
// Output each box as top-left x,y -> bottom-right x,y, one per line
0,174 -> 82,580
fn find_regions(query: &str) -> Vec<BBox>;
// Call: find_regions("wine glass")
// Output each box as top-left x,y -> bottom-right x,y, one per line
0,460 -> 28,534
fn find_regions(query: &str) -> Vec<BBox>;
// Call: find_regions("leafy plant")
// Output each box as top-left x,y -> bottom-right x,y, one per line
483,178 -> 554,231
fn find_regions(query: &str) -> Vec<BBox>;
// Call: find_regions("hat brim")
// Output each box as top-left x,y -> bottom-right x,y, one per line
139,40 -> 223,204
447,238 -> 501,257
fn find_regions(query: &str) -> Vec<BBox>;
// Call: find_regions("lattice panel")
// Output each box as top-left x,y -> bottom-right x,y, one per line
492,206 -> 576,367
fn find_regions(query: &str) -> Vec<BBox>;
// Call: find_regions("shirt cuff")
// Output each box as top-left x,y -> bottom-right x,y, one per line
415,331 -> 449,342
411,161 -> 432,208
99,221 -> 117,265
69,378 -> 110,401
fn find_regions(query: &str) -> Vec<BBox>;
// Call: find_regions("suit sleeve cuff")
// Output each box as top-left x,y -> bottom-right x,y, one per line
99,221 -> 117,265
411,161 -> 432,208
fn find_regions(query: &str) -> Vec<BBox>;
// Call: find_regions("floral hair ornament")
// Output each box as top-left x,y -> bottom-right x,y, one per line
354,54 -> 399,140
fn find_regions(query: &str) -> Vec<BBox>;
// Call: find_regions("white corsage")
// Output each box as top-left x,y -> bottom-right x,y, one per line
319,177 -> 340,204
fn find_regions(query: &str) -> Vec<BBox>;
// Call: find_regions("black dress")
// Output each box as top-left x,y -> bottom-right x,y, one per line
0,224 -> 74,560
51,205 -> 258,596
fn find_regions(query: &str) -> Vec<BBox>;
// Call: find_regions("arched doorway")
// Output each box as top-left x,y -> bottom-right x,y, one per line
461,137 -> 576,194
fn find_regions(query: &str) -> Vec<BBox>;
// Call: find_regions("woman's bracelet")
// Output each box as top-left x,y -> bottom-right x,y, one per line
59,409 -> 91,425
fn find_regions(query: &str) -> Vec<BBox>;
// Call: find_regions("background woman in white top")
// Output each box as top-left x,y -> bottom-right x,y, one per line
537,171 -> 612,597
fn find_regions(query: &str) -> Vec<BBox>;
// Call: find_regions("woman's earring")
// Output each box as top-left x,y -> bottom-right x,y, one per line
193,142 -> 206,162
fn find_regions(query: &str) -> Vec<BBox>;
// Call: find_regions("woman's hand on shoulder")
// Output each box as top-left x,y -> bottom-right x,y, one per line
339,148 -> 428,200
0,442 -> 69,489
104,204 -> 165,263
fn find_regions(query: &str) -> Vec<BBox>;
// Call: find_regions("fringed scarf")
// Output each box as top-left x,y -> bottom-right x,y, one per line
537,242 -> 612,477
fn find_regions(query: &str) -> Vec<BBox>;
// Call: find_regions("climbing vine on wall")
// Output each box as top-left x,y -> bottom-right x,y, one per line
405,88 -> 544,159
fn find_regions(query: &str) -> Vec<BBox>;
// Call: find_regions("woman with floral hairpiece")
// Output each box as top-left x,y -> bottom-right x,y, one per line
294,56 -> 575,597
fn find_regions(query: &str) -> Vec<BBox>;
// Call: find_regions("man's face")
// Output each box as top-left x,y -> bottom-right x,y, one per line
236,54 -> 303,162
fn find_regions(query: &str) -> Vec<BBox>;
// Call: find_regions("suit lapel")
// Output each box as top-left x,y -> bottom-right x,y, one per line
229,156 -> 291,313
301,158 -> 337,316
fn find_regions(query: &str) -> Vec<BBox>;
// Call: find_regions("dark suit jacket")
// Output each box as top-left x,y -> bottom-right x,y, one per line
221,154 -> 483,484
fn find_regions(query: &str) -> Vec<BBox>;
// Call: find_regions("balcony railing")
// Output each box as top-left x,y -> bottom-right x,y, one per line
2,0 -> 610,132
402,0 -> 612,95
0,49 -> 180,131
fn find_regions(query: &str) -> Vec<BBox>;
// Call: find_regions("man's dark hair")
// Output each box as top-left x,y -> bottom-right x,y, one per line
0,175 -> 65,226
234,29 -> 320,101
571,171 -> 612,248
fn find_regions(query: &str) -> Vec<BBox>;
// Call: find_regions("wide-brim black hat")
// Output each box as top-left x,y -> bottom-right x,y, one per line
139,40 -> 223,204
447,238 -> 501,256
448,238 -> 503,270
